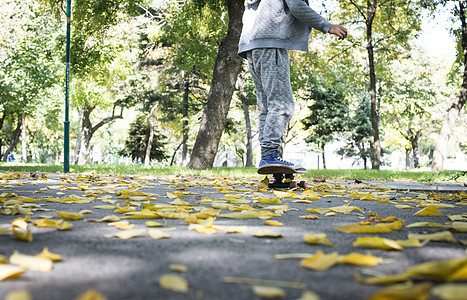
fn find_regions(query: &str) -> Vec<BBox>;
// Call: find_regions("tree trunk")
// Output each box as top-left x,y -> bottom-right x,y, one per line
321,144 -> 327,169
366,0 -> 381,170
181,80 -> 189,166
2,117 -> 22,162
412,130 -> 421,168
21,112 -> 27,163
187,0 -> 244,169
405,148 -> 411,169
77,106 -> 94,165
242,102 -> 253,167
77,104 -> 124,165
145,104 -> 159,167
432,0 -> 467,172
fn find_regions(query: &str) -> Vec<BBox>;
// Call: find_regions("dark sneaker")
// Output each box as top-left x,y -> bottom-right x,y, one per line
259,152 -> 306,172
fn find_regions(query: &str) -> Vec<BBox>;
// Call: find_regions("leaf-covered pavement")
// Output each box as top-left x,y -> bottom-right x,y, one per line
1,171 -> 466,300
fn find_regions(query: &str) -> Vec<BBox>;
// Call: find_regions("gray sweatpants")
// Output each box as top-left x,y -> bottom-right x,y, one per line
246,48 -> 295,157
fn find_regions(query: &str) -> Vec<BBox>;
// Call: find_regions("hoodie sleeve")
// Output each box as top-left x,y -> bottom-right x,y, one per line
284,0 -> 332,34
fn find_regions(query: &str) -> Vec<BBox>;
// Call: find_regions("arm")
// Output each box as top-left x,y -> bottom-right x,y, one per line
285,0 -> 348,39
284,0 -> 332,33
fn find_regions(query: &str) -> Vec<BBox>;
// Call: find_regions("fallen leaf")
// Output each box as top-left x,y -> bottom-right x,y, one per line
367,282 -> 432,300
252,286 -> 286,299
169,264 -> 188,272
0,264 -> 26,280
9,251 -> 53,272
226,226 -> 248,234
145,221 -> 164,227
431,283 -> 467,300
300,251 -> 339,271
408,231 -> 457,244
449,222 -> 467,233
353,237 -> 403,250
413,205 -> 443,216
335,220 -> 404,233
303,233 -> 333,246
159,274 -> 189,293
252,229 -> 282,238
56,211 -> 83,221
13,227 -> 33,242
74,288 -> 108,300
294,290 -> 320,300
107,229 -> 145,239
108,221 -> 135,230
219,211 -> 262,219
264,220 -> 283,226
36,248 -> 62,262
339,253 -> 382,266
4,289 -> 32,300
148,229 -> 170,239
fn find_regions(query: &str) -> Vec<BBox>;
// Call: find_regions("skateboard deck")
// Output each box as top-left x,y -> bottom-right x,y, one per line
258,165 -> 306,189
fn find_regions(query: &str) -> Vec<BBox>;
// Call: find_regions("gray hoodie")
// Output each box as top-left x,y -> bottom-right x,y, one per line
238,0 -> 332,58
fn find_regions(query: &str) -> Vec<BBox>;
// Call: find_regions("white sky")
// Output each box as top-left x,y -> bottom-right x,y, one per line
418,4 -> 457,60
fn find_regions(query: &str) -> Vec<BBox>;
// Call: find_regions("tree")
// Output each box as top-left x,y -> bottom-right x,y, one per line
430,0 -> 467,172
187,0 -> 244,169
0,0 -> 61,162
337,0 -> 422,169
119,115 -> 167,163
337,96 -> 373,169
302,81 -> 350,169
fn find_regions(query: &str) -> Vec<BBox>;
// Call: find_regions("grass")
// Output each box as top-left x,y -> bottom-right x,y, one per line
0,162 -> 465,182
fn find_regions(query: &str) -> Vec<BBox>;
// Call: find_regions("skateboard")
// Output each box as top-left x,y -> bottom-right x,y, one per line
257,165 -> 307,189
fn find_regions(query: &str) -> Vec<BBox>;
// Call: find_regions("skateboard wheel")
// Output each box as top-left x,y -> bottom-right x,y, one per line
299,181 -> 307,189
289,181 -> 297,188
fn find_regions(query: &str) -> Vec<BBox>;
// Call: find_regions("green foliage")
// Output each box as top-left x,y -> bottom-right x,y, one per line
301,78 -> 350,149
119,115 -> 167,162
337,96 -> 373,168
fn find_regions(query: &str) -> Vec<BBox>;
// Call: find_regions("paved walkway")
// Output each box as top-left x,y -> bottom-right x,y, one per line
0,171 -> 466,300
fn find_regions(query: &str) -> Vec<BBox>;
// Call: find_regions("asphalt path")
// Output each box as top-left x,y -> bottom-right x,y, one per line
0,171 -> 466,300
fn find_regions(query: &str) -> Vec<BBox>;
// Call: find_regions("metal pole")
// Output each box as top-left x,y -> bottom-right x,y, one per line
64,0 -> 71,173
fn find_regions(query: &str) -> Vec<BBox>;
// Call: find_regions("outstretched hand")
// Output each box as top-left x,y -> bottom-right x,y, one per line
329,24 -> 348,40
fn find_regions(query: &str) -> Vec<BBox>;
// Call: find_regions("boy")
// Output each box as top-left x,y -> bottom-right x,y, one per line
238,0 -> 347,171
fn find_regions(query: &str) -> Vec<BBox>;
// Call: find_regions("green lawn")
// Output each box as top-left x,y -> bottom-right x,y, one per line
0,162 -> 465,182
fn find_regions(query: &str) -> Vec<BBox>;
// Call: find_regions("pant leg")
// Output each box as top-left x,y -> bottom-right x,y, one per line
247,48 -> 294,157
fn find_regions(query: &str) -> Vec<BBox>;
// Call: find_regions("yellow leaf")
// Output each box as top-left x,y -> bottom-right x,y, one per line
148,229 -> 171,239
273,191 -> 297,199
339,253 -> 382,266
226,226 -> 248,234
33,219 -> 61,228
145,221 -> 164,227
299,215 -> 319,220
251,286 -> 286,299
74,288 -> 108,300
294,290 -> 320,300
355,272 -> 409,285
329,205 -> 364,214
406,222 -> 446,228
92,205 -> 116,210
367,282 -> 432,300
395,205 -> 414,209
219,211 -> 262,219
9,251 -> 53,272
36,248 -> 62,262
353,237 -> 403,250
13,227 -> 33,242
413,205 -> 443,216
450,222 -> 467,233
408,231 -> 457,244
56,211 -> 83,221
252,229 -> 282,238
56,221 -> 73,231
0,264 -> 26,281
159,274 -> 189,293
300,251 -> 339,271
335,220 -> 404,233
303,233 -> 333,246
169,264 -> 188,272
108,221 -> 135,230
264,220 -> 283,226
11,218 -> 28,230
432,283 -> 467,300
107,229 -> 145,239
4,289 -> 32,300
258,198 -> 282,204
